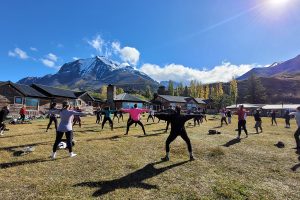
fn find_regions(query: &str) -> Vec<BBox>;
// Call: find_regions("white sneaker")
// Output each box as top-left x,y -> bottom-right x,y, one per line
69,152 -> 77,157
51,152 -> 56,159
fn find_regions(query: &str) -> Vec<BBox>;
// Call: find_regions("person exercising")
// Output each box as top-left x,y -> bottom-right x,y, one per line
155,105 -> 201,161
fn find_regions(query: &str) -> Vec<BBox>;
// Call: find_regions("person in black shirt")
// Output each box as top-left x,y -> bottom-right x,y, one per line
155,106 -> 201,161
227,110 -> 232,124
271,110 -> 277,126
193,107 -> 202,126
46,103 -> 58,132
112,111 -> 120,123
0,106 -> 10,136
254,109 -> 263,134
284,110 -> 291,128
95,107 -> 102,124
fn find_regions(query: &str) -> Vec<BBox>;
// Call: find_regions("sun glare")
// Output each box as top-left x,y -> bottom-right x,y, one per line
268,0 -> 290,6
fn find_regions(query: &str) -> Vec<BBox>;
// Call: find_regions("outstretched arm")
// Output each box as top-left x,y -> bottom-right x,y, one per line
182,114 -> 202,122
154,113 -> 173,122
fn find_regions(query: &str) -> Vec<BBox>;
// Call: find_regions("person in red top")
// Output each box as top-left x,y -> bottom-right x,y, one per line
236,105 -> 248,139
19,105 -> 26,123
121,104 -> 149,135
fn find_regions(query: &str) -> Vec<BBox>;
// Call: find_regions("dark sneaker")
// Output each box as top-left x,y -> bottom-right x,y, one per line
190,156 -> 195,161
161,156 -> 169,161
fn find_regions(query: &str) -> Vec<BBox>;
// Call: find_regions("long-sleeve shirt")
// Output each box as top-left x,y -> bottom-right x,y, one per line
20,108 -> 26,115
102,110 -> 115,118
49,109 -> 85,132
155,112 -> 200,133
295,111 -> 300,127
121,108 -> 149,121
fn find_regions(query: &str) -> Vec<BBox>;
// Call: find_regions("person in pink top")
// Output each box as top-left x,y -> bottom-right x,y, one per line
236,105 -> 248,139
121,104 -> 149,135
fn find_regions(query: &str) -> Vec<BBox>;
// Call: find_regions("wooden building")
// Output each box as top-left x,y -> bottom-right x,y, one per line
152,95 -> 206,111
0,81 -> 49,117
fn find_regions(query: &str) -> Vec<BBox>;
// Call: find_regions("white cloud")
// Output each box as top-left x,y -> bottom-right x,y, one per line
41,58 -> 55,68
30,47 -> 38,51
73,57 -> 80,60
88,35 -> 105,53
112,41 -> 140,65
140,62 -> 261,84
46,53 -> 58,62
8,48 -> 29,59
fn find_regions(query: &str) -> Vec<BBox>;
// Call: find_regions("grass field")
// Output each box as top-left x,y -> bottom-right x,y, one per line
0,114 -> 300,200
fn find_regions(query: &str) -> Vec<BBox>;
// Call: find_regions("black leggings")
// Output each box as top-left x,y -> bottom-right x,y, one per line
147,115 -> 155,122
165,121 -> 170,132
20,114 -> 25,121
295,128 -> 300,149
96,115 -> 102,124
126,119 -> 146,135
166,130 -> 192,153
221,117 -> 228,126
47,116 -> 57,131
102,117 -> 113,129
113,114 -> 119,123
238,120 -> 248,136
194,117 -> 201,126
272,117 -> 277,125
52,131 -> 73,153
0,122 -> 5,131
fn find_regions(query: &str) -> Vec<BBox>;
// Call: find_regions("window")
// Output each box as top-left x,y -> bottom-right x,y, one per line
76,100 -> 82,106
14,97 -> 23,104
88,101 -> 92,106
25,97 -> 39,109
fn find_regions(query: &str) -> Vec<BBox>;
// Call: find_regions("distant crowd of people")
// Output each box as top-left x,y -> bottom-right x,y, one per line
0,103 -> 300,162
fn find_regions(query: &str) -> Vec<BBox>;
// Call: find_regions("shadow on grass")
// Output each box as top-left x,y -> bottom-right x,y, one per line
74,129 -> 100,133
136,132 -> 166,138
74,160 -> 188,197
0,158 -> 59,169
223,138 -> 241,147
0,132 -> 40,138
291,157 -> 300,171
86,135 -> 122,142
0,142 -> 50,152
213,126 -> 223,129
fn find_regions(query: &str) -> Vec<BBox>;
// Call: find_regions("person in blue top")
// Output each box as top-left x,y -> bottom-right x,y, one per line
49,102 -> 86,159
102,107 -> 115,130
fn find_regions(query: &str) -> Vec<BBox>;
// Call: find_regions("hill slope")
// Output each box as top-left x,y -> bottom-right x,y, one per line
238,55 -> 300,80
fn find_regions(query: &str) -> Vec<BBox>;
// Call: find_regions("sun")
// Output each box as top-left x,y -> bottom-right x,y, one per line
268,0 -> 290,6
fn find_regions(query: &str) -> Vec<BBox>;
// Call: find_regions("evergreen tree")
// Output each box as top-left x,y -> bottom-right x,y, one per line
168,80 -> 174,96
246,74 -> 267,103
183,86 -> 190,96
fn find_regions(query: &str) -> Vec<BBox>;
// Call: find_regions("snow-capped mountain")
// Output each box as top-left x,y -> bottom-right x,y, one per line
237,54 -> 300,80
18,56 -> 159,91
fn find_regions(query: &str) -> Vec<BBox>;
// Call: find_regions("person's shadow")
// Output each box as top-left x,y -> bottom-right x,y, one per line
74,160 -> 188,197
223,138 -> 241,147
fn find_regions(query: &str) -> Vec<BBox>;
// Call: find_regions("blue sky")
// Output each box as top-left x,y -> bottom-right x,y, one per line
1,0 -> 300,83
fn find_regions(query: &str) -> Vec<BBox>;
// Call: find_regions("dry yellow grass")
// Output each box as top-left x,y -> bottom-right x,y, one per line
0,114 -> 300,200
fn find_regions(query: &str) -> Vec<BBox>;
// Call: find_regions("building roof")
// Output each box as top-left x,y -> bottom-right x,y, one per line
93,97 -> 105,103
114,93 -> 147,102
32,84 -> 77,99
158,95 -> 189,103
194,98 -> 207,104
226,104 -> 262,109
158,95 -> 206,104
2,81 -> 47,98
262,104 -> 300,110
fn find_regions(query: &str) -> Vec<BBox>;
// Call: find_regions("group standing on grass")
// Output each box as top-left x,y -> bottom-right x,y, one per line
3,100 -> 300,162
